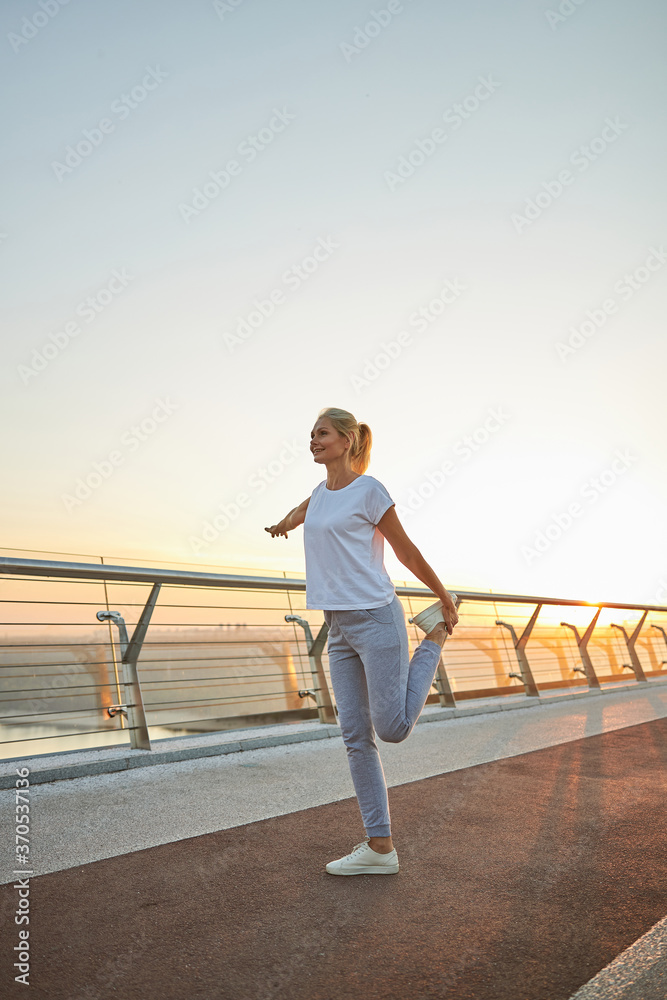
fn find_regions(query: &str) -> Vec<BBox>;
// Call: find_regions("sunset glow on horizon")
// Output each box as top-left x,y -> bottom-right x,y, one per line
2,0 -> 666,608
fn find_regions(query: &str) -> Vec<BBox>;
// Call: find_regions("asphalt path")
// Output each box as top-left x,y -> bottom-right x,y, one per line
1,716 -> 666,1000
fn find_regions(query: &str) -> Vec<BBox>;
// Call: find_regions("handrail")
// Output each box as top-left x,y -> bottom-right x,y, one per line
1,556 -> 666,612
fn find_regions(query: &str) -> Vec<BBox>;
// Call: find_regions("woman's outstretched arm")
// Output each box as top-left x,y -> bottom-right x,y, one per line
265,496 -> 310,538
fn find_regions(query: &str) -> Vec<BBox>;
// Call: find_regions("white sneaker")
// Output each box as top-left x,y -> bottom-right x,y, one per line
325,839 -> 399,875
408,595 -> 457,634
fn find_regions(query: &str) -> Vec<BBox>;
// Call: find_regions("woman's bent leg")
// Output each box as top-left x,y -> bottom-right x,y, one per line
359,596 -> 443,744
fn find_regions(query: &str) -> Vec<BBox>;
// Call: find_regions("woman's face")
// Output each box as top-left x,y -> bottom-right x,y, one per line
310,419 -> 350,465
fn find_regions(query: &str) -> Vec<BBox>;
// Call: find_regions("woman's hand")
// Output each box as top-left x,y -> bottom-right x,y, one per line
439,591 -> 459,634
265,519 -> 289,538
265,506 -> 301,539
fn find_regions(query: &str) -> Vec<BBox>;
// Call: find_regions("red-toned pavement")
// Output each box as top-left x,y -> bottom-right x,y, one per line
2,718 -> 666,1000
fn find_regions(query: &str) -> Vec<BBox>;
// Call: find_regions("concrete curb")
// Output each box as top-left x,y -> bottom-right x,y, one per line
2,678 -> 666,789
0,726 -> 341,789
565,913 -> 667,999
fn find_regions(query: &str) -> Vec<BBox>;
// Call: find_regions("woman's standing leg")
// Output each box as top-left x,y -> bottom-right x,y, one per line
323,602 -> 447,873
324,609 -> 392,838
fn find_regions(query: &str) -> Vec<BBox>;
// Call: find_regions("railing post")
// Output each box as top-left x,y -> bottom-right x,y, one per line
431,595 -> 461,708
285,616 -> 337,725
496,604 -> 541,697
432,655 -> 457,708
96,581 -> 160,750
651,624 -> 667,648
611,611 -> 648,682
560,607 -> 602,690
650,625 -> 667,668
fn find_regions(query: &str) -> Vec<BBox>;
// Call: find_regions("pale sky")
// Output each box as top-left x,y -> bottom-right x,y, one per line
2,0 -> 666,606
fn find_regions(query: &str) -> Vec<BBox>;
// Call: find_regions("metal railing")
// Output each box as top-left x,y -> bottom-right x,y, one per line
1,555 -> 666,758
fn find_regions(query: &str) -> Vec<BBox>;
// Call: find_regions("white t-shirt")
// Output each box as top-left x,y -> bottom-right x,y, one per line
303,474 -> 397,610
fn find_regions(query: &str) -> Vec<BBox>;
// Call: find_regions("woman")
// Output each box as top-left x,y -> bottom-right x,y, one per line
265,407 -> 458,875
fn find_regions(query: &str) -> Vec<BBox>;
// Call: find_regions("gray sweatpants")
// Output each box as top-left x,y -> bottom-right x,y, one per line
323,593 -> 443,838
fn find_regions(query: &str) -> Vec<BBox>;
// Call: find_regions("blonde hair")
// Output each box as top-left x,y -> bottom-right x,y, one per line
316,407 -> 372,474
